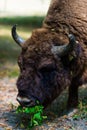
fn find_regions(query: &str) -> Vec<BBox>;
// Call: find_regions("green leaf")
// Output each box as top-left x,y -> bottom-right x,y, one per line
73,114 -> 80,120
16,106 -> 23,113
33,112 -> 42,120
33,120 -> 39,126
42,116 -> 47,119
24,107 -> 35,114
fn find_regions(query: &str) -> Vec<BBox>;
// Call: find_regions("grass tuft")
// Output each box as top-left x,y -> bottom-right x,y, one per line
73,97 -> 87,120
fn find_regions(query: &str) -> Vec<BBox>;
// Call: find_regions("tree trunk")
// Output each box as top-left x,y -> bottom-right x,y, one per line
43,0 -> 87,45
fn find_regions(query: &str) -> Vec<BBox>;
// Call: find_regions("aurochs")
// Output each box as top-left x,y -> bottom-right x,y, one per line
12,25 -> 86,108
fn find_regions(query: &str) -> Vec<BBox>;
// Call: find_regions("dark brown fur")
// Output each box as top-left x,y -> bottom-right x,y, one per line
16,0 -> 87,108
17,28 -> 86,108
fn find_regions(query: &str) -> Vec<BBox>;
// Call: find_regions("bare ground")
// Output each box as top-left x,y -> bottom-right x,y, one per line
0,77 -> 87,130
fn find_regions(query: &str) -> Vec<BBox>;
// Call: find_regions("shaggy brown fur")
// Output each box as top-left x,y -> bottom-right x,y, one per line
16,0 -> 87,108
16,28 -> 86,108
43,0 -> 87,86
43,0 -> 87,69
43,0 -> 87,44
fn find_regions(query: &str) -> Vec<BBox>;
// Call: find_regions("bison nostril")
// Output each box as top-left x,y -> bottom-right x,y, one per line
17,96 -> 30,102
16,96 -> 22,103
16,96 -> 35,107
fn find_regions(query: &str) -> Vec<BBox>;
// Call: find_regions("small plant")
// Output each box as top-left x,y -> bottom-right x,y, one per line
73,98 -> 87,120
72,114 -> 80,120
16,104 -> 47,129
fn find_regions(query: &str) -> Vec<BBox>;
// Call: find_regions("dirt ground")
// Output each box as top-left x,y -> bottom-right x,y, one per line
0,77 -> 87,130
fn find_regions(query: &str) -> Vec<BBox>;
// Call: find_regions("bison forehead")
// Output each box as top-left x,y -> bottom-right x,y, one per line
22,29 -> 69,59
27,42 -> 51,54
23,28 -> 68,48
22,44 -> 53,62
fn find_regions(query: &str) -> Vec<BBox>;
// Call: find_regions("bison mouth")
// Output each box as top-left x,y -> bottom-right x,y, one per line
16,96 -> 37,107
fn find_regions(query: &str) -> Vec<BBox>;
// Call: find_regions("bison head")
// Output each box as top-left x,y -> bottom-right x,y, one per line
12,25 -> 76,108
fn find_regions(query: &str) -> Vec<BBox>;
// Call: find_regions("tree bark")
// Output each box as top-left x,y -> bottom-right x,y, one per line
43,0 -> 87,45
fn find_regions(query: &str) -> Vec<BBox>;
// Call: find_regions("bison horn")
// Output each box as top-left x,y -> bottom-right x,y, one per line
11,24 -> 25,47
51,34 -> 76,57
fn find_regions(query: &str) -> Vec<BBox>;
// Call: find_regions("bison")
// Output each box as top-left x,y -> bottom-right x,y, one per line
11,0 -> 87,109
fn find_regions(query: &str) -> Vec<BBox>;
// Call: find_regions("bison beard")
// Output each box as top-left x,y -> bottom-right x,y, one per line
11,0 -> 87,109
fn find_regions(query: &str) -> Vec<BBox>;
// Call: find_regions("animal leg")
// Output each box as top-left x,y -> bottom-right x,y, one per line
67,80 -> 79,109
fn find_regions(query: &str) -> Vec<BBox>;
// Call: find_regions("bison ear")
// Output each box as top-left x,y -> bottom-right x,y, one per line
51,34 -> 76,57
11,24 -> 25,47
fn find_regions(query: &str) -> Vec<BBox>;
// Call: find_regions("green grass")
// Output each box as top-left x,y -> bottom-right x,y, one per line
0,16 -> 44,27
0,24 -> 34,77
